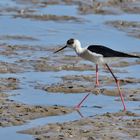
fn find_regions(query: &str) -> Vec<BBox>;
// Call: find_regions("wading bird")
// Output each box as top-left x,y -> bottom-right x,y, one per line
54,38 -> 140,111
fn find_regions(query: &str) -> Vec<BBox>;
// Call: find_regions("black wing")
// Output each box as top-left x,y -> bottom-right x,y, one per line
87,45 -> 140,58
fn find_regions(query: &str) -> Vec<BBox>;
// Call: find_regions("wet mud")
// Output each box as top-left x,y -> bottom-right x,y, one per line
78,0 -> 140,15
1,0 -> 140,19
106,21 -> 140,39
19,111 -> 140,140
0,43 -> 140,127
43,74 -> 140,100
0,92 -> 72,127
0,77 -> 19,90
15,14 -> 82,22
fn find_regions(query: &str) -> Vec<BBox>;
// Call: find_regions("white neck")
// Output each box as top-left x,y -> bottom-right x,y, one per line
73,40 -> 84,55
74,45 -> 83,55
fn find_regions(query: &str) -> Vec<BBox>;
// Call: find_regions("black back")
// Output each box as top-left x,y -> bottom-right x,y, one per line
87,45 -> 140,58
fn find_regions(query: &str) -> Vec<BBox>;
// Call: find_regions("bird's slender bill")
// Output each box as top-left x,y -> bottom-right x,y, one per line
54,45 -> 67,53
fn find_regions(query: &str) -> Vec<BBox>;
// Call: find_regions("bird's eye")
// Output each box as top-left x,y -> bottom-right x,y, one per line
67,38 -> 74,45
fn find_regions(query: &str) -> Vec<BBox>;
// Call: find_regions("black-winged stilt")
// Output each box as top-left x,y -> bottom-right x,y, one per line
54,38 -> 140,111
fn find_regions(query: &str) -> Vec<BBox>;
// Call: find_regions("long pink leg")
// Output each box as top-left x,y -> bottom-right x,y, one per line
96,64 -> 99,86
105,64 -> 126,111
75,64 -> 99,109
74,93 -> 90,109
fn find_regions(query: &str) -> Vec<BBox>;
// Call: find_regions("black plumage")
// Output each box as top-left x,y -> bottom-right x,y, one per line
67,38 -> 74,45
87,45 -> 140,58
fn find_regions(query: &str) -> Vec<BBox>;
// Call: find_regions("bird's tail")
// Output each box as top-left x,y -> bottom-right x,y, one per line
124,53 -> 140,58
115,51 -> 140,58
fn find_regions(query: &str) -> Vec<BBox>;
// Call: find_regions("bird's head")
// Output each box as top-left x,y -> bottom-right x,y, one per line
54,38 -> 81,53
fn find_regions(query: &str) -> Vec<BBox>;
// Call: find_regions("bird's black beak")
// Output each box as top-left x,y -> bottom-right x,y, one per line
54,45 -> 67,53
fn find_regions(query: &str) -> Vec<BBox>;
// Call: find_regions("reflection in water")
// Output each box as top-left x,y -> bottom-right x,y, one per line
76,109 -> 84,118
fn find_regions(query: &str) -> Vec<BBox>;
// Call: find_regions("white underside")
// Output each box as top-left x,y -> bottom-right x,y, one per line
76,49 -> 121,65
76,49 -> 103,64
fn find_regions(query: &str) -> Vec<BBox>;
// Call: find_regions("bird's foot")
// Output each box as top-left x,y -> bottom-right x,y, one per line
94,89 -> 101,95
74,104 -> 81,110
120,107 -> 126,112
93,85 -> 101,95
123,107 -> 126,112
95,81 -> 100,87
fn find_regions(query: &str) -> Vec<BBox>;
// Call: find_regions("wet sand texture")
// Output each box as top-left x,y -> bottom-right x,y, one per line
0,93 -> 72,127
106,21 -> 140,39
19,111 -> 140,140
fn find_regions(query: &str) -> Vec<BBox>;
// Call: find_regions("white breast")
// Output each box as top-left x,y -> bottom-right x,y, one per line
77,49 -> 105,65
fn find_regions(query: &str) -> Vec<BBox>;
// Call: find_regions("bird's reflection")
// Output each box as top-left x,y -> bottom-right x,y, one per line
75,109 -> 84,118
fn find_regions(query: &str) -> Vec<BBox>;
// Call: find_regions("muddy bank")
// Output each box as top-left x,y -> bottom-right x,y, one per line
78,0 -> 140,15
32,57 -> 140,72
0,61 -> 25,73
0,92 -> 72,127
0,44 -> 95,72
15,14 -> 82,22
0,35 -> 38,41
41,73 -> 140,101
2,0 -> 140,21
0,77 -> 19,90
106,20 -> 140,39
1,44 -> 139,73
19,111 -> 140,140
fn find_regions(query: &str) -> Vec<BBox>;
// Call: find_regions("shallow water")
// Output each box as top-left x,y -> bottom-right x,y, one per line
0,0 -> 140,140
0,3 -> 140,51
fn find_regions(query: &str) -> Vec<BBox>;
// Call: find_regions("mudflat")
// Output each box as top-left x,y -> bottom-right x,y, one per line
0,0 -> 140,140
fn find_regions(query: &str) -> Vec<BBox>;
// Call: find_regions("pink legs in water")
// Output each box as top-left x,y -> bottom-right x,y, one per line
96,64 -> 100,86
75,63 -> 126,111
75,93 -> 91,109
105,64 -> 126,111
75,64 -> 99,109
